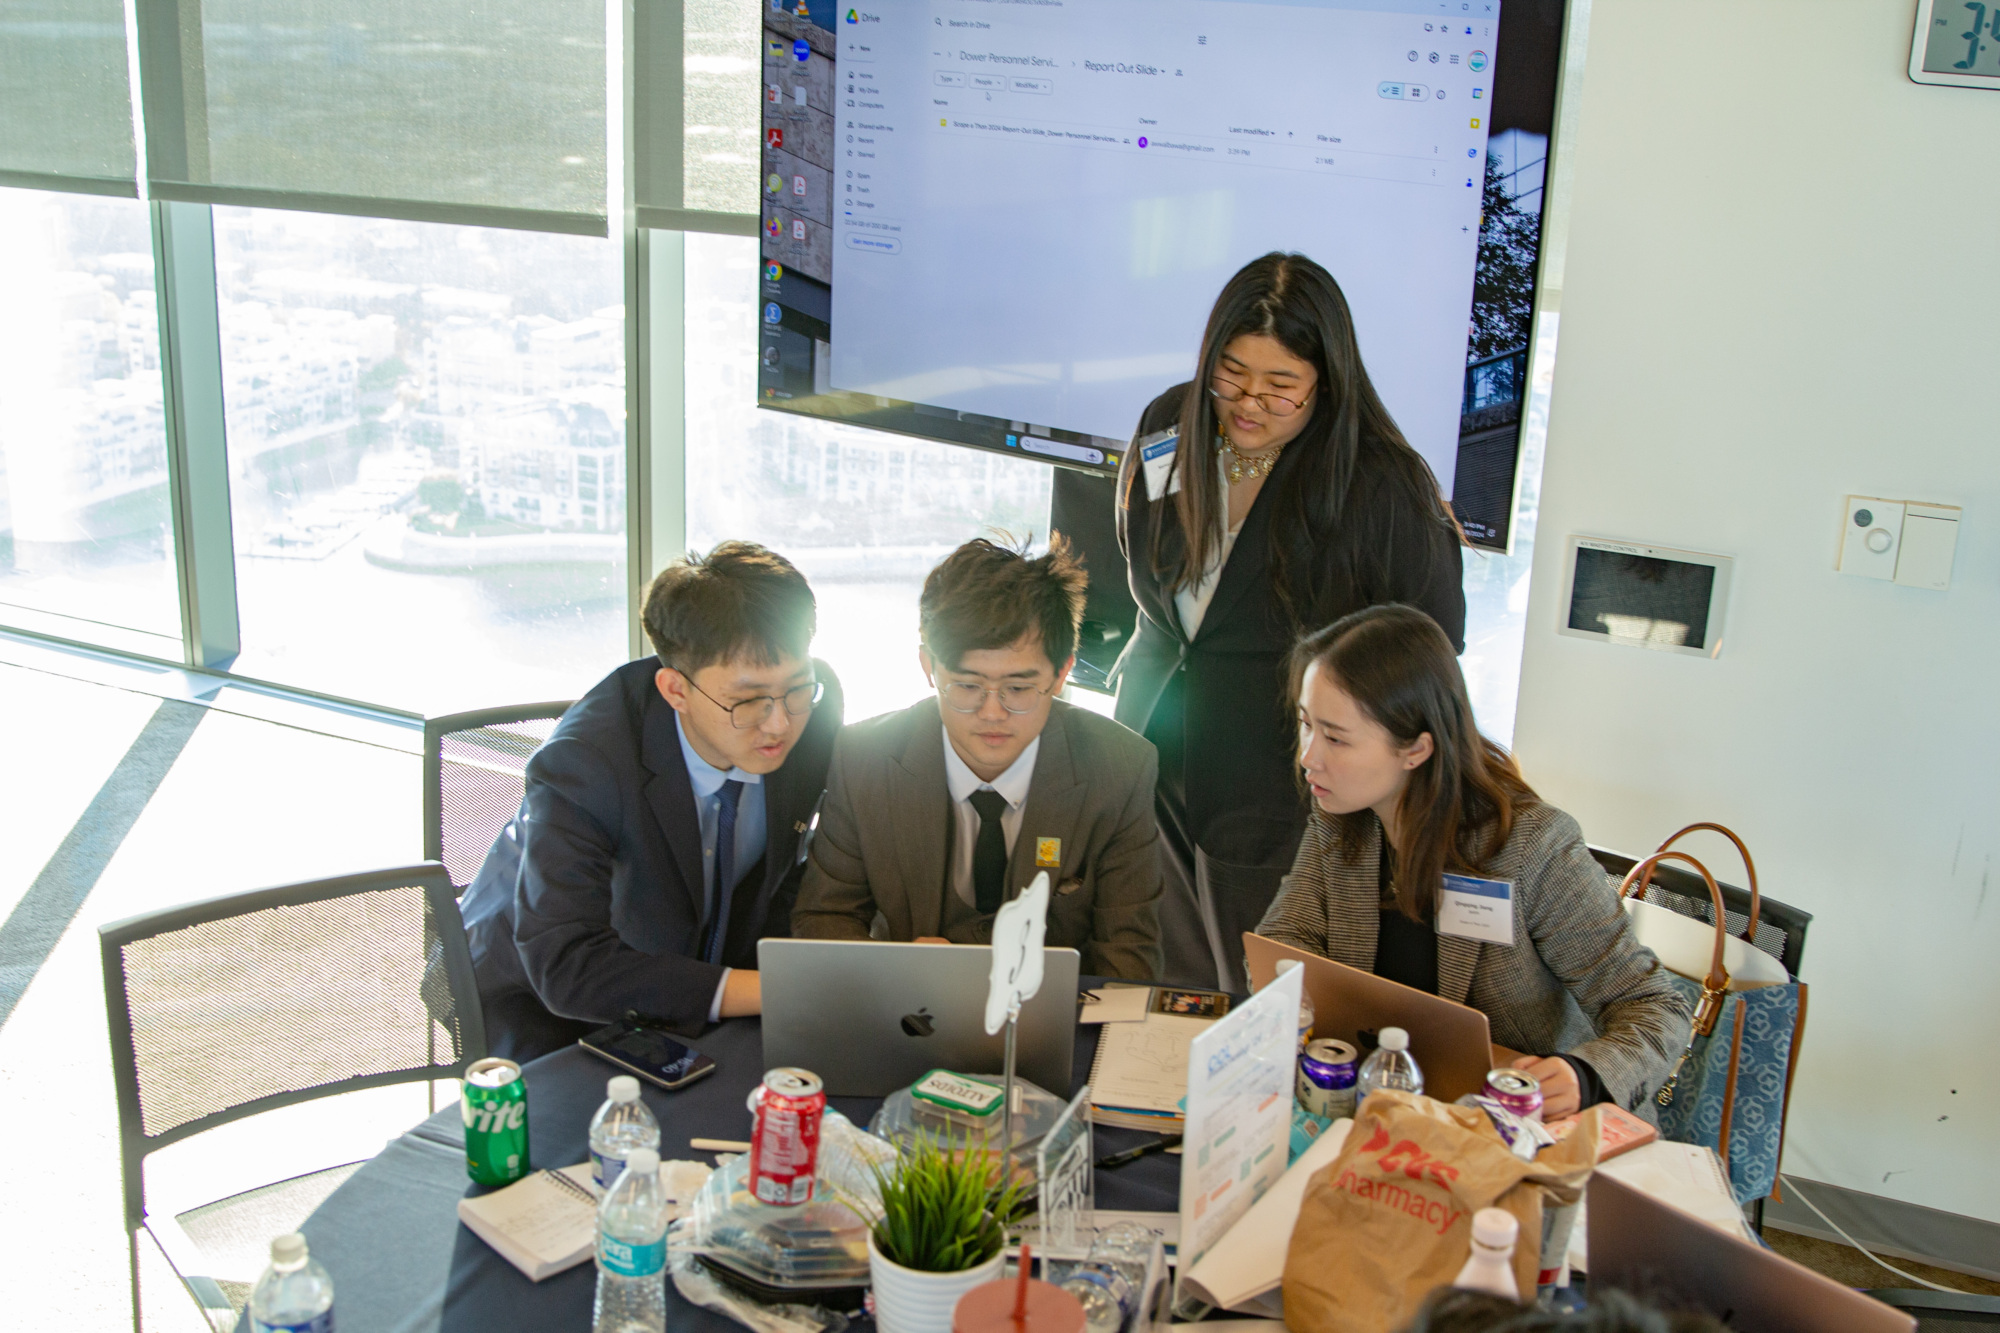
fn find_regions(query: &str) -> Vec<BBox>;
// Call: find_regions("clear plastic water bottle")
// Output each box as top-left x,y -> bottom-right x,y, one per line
248,1232 -> 334,1333
1357,1026 -> 1424,1099
594,1147 -> 668,1333
1452,1208 -> 1521,1300
589,1075 -> 661,1195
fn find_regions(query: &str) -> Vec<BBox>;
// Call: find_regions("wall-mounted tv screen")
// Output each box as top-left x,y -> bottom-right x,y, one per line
757,0 -> 1563,550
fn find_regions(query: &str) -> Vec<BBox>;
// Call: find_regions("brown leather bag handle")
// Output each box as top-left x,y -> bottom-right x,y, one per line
1619,849 -> 1732,1036
1652,822 -> 1760,941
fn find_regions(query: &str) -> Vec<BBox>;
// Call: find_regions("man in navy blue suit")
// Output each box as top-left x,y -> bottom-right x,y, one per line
461,542 -> 844,1060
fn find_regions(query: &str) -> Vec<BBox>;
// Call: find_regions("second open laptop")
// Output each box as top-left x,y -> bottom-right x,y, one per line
1242,931 -> 1499,1102
758,939 -> 1081,1097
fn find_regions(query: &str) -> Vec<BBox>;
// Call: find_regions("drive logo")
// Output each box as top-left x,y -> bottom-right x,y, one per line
1328,1123 -> 1464,1235
845,8 -> 857,21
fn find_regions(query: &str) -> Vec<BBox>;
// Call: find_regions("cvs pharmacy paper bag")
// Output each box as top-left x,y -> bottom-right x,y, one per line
1281,1091 -> 1600,1333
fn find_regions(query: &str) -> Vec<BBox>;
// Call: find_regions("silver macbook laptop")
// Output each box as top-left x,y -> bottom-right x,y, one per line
758,939 -> 1081,1098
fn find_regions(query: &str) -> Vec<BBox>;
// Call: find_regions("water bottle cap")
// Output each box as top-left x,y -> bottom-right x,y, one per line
269,1233 -> 308,1266
608,1075 -> 641,1102
1379,1026 -> 1409,1052
626,1148 -> 661,1174
1471,1208 -> 1517,1248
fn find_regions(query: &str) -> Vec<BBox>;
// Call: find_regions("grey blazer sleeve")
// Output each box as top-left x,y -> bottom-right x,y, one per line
1516,813 -> 1691,1106
789,736 -> 878,940
1079,743 -> 1165,981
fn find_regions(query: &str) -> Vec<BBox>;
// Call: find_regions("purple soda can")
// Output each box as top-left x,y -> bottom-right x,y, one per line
1298,1039 -> 1360,1120
1484,1067 -> 1544,1123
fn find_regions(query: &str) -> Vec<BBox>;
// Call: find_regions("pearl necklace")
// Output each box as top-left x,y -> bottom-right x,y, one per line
1221,436 -> 1284,485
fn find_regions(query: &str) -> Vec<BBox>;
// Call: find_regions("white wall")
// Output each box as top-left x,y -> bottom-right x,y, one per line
1515,0 -> 2000,1224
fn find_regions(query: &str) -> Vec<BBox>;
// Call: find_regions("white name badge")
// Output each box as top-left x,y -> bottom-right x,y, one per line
1138,428 -> 1181,501
1437,874 -> 1515,947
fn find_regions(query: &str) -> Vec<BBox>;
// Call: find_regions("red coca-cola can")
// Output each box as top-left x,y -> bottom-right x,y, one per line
748,1067 -> 825,1206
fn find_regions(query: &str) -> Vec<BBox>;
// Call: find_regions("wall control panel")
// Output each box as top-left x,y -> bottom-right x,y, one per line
1836,495 -> 1960,589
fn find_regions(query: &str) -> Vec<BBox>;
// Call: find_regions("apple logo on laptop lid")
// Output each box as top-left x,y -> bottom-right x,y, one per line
900,1008 -> 935,1038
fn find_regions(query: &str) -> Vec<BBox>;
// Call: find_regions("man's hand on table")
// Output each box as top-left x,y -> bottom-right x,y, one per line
719,968 -> 762,1018
1510,1053 -> 1580,1118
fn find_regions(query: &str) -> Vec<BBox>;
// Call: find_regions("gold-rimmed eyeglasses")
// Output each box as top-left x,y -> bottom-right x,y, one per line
1209,375 -> 1312,418
937,679 -> 1054,714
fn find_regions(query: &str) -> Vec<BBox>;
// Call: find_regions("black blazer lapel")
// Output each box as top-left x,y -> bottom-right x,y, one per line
1191,442 -> 1296,643
641,696 -> 708,924
1008,705 -> 1082,896
892,706 -> 952,940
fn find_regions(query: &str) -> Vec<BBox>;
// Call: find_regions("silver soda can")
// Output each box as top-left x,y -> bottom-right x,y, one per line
1298,1039 -> 1360,1120
1485,1068 -> 1545,1123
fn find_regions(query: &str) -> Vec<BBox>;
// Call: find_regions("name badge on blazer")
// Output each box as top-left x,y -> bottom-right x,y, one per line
1138,429 -> 1181,501
1437,874 -> 1514,946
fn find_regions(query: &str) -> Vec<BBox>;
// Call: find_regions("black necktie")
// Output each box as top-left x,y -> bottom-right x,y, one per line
968,789 -> 1009,914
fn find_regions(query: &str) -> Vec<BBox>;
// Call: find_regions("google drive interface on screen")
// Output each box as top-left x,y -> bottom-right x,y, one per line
826,0 -> 1497,490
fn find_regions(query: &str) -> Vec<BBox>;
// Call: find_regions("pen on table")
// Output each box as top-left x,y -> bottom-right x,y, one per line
1095,1135 -> 1181,1169
691,1138 -> 751,1153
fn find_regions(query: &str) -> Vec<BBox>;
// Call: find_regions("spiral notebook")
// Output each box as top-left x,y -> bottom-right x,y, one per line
1086,988 -> 1230,1130
456,1164 -> 600,1281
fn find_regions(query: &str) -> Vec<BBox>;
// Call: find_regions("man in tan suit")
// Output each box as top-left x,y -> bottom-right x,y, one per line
791,537 -> 1163,980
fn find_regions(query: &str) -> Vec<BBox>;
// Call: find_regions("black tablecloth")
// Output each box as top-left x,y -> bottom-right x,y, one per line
285,1010 -> 1180,1333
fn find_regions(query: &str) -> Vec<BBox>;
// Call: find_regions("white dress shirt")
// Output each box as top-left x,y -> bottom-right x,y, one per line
941,726 -> 1041,909
1174,453 -> 1243,639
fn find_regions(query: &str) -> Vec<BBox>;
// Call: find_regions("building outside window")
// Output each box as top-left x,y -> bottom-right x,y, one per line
213,208 -> 628,712
0,189 -> 180,656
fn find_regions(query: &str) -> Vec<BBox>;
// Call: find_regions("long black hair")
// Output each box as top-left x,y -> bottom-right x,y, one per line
1150,253 -> 1461,632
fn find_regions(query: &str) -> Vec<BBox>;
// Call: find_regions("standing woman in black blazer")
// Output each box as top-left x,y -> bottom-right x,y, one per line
1113,252 -> 1466,990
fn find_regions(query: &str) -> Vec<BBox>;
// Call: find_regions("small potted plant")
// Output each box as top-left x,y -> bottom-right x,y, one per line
867,1132 -> 1026,1333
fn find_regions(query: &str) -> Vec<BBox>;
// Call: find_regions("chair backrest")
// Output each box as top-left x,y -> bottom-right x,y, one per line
99,864 -> 485,1230
1589,845 -> 1812,977
424,702 -> 571,892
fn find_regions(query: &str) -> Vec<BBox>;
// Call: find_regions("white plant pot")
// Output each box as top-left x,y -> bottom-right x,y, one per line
867,1233 -> 1005,1333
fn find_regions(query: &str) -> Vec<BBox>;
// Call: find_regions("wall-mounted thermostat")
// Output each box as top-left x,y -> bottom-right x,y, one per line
1557,537 -> 1733,659
1836,495 -> 1960,589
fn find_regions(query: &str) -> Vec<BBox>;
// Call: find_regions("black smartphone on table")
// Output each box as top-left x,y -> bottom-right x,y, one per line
580,1015 -> 717,1091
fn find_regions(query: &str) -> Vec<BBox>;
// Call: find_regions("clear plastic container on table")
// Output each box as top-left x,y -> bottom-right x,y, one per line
678,1107 -> 896,1310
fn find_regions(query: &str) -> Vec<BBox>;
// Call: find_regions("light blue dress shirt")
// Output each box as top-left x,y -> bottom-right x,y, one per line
676,713 -> 768,1018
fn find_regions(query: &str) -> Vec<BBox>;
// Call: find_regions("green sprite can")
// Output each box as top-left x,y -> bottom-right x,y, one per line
462,1057 -> 530,1186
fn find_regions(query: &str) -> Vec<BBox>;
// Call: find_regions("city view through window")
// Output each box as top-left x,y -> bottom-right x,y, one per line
212,209 -> 628,712
0,199 -> 1538,737
0,189 -> 181,652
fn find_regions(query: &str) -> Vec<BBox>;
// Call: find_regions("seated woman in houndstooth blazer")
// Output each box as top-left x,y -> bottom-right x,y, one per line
1255,603 -> 1691,1119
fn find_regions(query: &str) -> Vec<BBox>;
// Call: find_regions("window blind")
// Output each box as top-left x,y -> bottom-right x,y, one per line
0,0 -> 139,195
136,0 -> 607,235
635,0 -> 755,235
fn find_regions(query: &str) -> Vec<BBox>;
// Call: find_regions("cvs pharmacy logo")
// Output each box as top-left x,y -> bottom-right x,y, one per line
1356,1123 -> 1460,1187
1331,1125 -> 1466,1235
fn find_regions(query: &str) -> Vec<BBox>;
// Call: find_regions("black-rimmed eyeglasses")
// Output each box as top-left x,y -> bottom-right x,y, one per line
678,672 -> 824,728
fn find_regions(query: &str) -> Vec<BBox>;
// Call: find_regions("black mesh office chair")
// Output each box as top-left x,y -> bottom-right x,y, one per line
423,702 -> 572,892
1588,844 -> 1811,977
100,864 -> 485,1331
